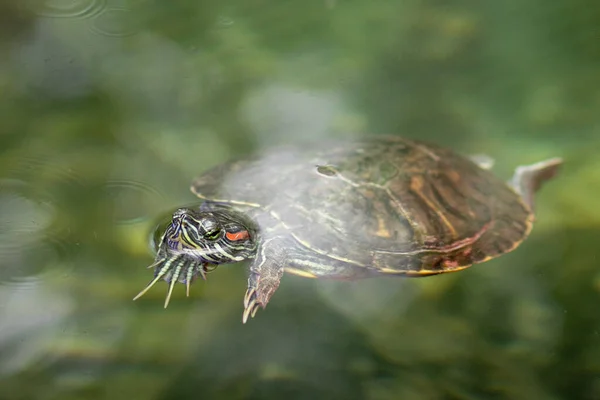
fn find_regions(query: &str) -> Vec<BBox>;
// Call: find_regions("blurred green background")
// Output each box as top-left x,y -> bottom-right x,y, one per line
0,0 -> 599,399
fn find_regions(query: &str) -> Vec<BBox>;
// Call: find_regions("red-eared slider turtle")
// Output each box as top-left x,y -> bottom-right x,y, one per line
133,136 -> 562,323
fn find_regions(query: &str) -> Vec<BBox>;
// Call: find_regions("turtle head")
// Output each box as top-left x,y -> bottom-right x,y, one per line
133,206 -> 257,308
165,207 -> 257,263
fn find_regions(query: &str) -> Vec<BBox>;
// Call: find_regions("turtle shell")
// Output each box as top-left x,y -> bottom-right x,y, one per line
190,136 -> 533,277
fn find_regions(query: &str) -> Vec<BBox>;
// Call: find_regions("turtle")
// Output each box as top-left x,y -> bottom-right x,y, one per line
133,135 -> 562,323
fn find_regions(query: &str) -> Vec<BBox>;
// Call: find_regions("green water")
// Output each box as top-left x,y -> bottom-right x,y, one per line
0,1 -> 599,399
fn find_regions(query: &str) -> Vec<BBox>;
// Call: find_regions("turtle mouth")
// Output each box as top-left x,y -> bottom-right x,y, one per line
133,253 -> 217,308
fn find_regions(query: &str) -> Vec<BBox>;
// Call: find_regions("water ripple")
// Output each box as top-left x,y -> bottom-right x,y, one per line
90,7 -> 139,37
4,156 -> 84,191
104,179 -> 165,225
0,233 -> 72,288
0,180 -> 73,288
25,0 -> 107,19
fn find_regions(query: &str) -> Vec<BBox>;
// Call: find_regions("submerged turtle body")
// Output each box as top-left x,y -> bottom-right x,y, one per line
134,135 -> 562,323
191,137 -> 535,276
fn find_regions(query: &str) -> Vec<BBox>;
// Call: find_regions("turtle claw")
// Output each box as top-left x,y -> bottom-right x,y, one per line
133,273 -> 164,302
164,274 -> 178,308
199,266 -> 207,281
241,269 -> 282,323
133,257 -> 172,302
242,300 -> 262,324
242,287 -> 263,324
243,287 -> 255,309
134,256 -> 213,306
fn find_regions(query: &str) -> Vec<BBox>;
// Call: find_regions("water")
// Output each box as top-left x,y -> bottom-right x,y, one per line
0,1 -> 599,399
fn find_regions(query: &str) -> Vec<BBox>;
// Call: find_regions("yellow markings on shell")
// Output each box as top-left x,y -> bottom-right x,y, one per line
290,228 -> 364,267
284,267 -> 318,278
419,263 -> 471,274
410,175 -> 457,238
374,215 -> 392,238
376,263 -> 472,276
268,209 -> 367,268
374,267 -> 433,275
189,188 -> 261,208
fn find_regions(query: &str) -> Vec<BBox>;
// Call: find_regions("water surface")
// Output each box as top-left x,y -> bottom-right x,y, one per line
0,1 -> 599,399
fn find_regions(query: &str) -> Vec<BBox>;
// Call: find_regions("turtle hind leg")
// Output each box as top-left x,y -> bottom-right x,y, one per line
469,154 -> 495,170
510,157 -> 563,213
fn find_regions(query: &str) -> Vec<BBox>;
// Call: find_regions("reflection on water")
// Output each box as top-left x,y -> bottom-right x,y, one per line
24,0 -> 107,19
0,0 -> 600,399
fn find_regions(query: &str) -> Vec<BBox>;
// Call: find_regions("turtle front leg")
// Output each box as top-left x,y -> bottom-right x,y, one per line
243,238 -> 286,323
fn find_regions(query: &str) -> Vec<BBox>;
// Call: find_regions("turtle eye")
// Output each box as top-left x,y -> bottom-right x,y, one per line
204,229 -> 222,240
199,215 -> 222,240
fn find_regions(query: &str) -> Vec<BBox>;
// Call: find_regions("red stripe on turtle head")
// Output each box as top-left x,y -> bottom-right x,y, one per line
225,230 -> 250,241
